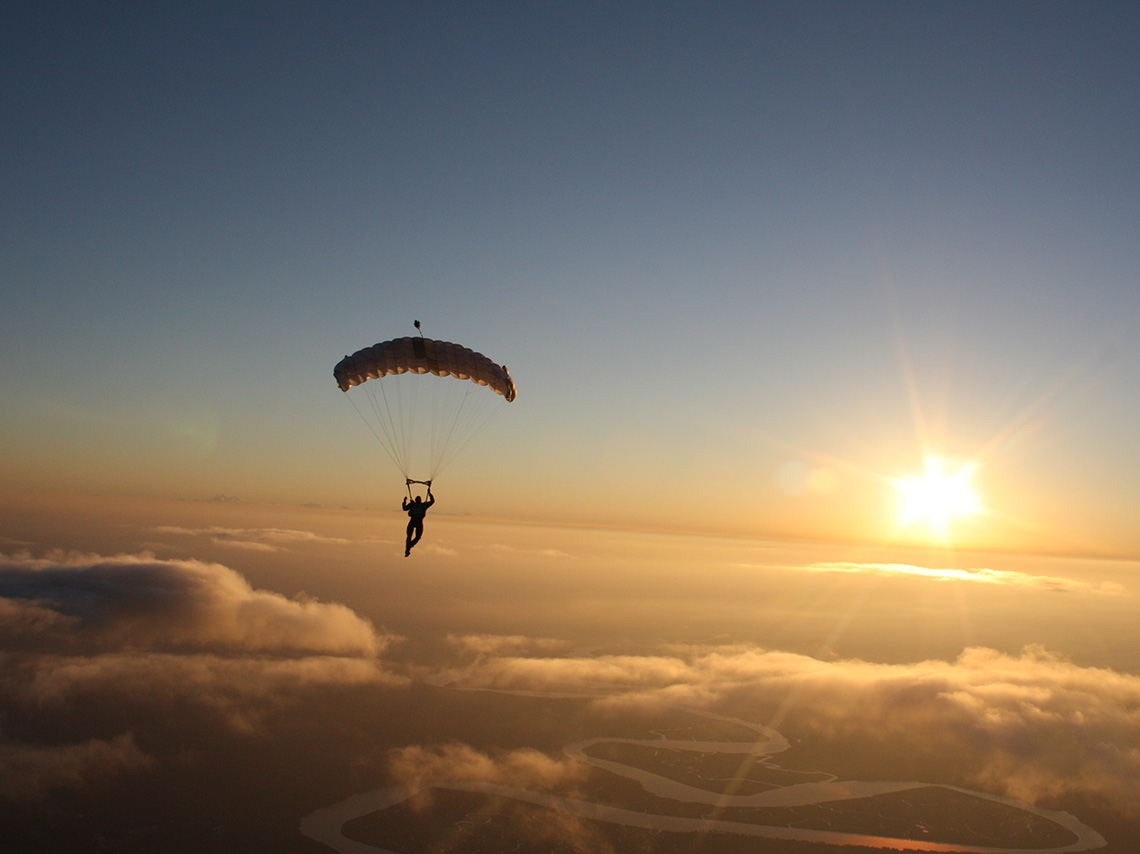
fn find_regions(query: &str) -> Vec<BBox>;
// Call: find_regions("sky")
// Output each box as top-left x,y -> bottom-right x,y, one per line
3,1 -> 1139,555
3,3 -> 1140,851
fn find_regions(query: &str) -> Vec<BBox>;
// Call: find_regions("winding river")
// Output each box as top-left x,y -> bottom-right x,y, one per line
300,693 -> 1105,854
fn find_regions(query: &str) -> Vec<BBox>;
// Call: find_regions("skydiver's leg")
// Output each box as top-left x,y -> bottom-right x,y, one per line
409,521 -> 424,548
405,520 -> 416,556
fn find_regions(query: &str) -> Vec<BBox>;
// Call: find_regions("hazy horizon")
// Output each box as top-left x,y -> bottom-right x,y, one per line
4,494 -> 1140,851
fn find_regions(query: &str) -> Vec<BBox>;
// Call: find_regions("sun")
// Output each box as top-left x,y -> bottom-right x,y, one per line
893,457 -> 981,539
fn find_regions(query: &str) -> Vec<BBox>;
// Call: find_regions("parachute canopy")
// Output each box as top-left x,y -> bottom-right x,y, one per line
334,337 -> 516,401
334,335 -> 515,487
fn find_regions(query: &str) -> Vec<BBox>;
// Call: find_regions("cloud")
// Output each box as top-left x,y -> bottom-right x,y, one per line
445,643 -> 1140,817
798,561 -> 1128,594
0,550 -> 406,800
10,650 -> 398,732
0,550 -> 389,656
455,652 -> 700,695
0,732 -> 153,801
387,743 -> 588,792
447,633 -> 571,657
488,543 -> 573,559
153,525 -> 352,551
384,744 -> 608,853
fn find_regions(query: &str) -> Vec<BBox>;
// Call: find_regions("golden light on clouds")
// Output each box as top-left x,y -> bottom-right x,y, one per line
803,561 -> 1126,594
893,456 -> 981,541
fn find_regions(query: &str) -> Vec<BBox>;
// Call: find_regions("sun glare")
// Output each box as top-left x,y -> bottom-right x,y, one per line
893,457 -> 980,539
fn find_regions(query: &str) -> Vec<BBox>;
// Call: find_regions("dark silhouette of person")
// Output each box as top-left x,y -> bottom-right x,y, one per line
402,488 -> 434,556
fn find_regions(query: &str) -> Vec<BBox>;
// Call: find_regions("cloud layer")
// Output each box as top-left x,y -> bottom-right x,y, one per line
153,525 -> 353,552
803,561 -> 1128,594
0,550 -> 403,799
442,640 -> 1140,817
388,743 -> 588,792
0,733 -> 154,804
0,550 -> 386,655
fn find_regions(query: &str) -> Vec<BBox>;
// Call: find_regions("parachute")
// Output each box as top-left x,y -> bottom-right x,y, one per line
334,330 -> 516,491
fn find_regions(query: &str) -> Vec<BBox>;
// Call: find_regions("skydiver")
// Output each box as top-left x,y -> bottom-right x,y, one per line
402,487 -> 434,556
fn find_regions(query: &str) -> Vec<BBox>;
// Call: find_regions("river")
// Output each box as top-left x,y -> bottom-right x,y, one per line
300,693 -> 1105,854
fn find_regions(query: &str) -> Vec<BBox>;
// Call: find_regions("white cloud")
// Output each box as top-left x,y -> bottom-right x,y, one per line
153,525 -> 352,551
445,642 -> 1140,817
0,549 -> 407,799
387,743 -> 588,791
799,561 -> 1129,594
0,550 -> 392,656
447,633 -> 571,657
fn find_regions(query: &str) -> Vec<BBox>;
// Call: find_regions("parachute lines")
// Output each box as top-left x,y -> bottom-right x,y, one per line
335,335 -> 515,484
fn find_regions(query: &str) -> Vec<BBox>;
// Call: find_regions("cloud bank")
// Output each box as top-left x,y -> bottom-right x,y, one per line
153,525 -> 352,551
383,745 -> 608,854
388,743 -> 588,792
0,550 -> 403,799
802,561 -> 1128,594
446,633 -> 572,657
0,550 -> 386,655
444,642 -> 1140,817
0,732 -> 154,802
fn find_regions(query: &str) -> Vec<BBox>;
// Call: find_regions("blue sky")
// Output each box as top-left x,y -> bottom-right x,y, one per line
3,2 -> 1139,553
